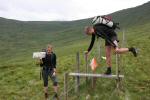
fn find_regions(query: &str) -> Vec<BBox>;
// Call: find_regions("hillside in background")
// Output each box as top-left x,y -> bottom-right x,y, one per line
0,1 -> 150,61
0,1 -> 150,100
110,1 -> 150,27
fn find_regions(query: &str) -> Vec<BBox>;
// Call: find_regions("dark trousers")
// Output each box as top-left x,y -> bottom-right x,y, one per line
42,67 -> 58,87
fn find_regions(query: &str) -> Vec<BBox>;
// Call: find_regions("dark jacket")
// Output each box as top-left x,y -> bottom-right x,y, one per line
87,24 -> 117,52
40,52 -> 56,69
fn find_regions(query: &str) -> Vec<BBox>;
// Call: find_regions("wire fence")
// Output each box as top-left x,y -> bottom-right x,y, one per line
58,30 -> 131,100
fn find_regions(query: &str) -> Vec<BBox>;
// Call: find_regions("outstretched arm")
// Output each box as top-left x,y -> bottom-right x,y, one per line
87,34 -> 96,52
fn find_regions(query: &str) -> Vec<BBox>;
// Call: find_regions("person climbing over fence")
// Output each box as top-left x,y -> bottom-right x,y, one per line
39,44 -> 59,100
84,15 -> 138,75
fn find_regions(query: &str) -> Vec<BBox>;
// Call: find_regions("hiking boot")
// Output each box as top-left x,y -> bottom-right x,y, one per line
104,67 -> 111,75
129,47 -> 138,57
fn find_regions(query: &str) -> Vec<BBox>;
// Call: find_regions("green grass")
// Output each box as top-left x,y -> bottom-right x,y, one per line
0,23 -> 150,99
65,23 -> 150,100
0,2 -> 150,100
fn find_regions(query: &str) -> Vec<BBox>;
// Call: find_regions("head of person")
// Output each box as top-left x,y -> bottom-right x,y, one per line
46,44 -> 53,54
84,26 -> 95,35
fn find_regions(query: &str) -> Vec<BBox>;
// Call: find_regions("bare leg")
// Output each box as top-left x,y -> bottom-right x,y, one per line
105,46 -> 112,67
115,47 -> 129,54
53,84 -> 59,99
53,86 -> 58,93
105,45 -> 129,66
113,41 -> 137,56
105,46 -> 112,75
112,40 -> 129,54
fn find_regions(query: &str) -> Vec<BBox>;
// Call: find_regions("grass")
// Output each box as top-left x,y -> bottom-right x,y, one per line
0,2 -> 150,99
0,23 -> 150,99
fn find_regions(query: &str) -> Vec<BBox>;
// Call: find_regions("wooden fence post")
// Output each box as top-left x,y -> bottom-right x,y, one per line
116,54 -> 121,89
64,73 -> 68,100
85,53 -> 88,84
75,52 -> 80,93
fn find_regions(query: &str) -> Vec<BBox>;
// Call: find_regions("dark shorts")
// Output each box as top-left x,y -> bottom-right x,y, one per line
105,35 -> 119,47
42,67 -> 58,87
94,25 -> 119,47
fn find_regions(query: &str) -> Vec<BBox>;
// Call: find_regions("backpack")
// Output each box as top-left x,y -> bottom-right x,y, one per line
92,16 -> 114,28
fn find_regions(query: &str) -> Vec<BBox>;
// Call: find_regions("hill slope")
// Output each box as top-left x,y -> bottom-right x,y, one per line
110,1 -> 150,27
0,1 -> 149,62
0,1 -> 150,100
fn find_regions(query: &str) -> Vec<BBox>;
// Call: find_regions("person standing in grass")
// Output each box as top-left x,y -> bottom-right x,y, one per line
40,44 -> 59,100
84,16 -> 138,75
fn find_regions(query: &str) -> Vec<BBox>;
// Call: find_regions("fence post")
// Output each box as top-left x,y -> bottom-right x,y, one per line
92,38 -> 102,88
64,73 -> 68,100
116,54 -> 121,89
75,52 -> 80,93
85,53 -> 88,84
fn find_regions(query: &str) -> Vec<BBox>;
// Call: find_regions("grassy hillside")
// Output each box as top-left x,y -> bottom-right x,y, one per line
0,1 -> 150,100
110,1 -> 150,27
